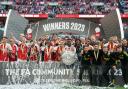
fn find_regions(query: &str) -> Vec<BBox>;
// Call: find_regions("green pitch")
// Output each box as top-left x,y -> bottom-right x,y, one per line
62,85 -> 125,89
0,84 -> 125,89
116,87 -> 125,89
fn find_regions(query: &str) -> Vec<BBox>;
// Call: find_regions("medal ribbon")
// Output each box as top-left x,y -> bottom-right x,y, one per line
3,44 -> 5,54
21,43 -> 25,53
94,50 -> 99,61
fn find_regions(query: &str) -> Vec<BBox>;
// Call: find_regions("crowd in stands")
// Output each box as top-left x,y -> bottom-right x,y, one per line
0,0 -> 127,14
124,23 -> 128,30
0,22 -> 4,28
123,23 -> 128,38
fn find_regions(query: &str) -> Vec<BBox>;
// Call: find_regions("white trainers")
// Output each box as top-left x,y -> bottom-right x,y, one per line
124,84 -> 128,88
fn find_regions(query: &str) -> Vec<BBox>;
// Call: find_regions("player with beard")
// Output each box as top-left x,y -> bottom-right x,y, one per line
79,45 -> 92,85
11,33 -> 28,62
102,46 -> 111,86
62,38 -> 76,66
29,41 -> 39,62
0,37 -> 12,61
9,38 -> 18,62
44,42 -> 52,62
122,39 -> 128,52
17,38 -> 28,61
107,46 -> 119,87
116,43 -> 128,88
102,45 -> 120,87
89,42 -> 103,86
121,39 -> 128,88
51,42 -> 59,61
56,43 -> 63,61
64,38 -> 76,53
56,38 -> 65,61
75,39 -> 83,61
40,40 -> 46,61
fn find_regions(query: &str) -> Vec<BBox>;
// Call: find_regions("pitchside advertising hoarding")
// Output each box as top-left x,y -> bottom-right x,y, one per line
0,62 -> 124,85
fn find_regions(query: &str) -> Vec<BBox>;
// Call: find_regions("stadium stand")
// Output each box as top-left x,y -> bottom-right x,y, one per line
0,0 -> 127,39
0,0 -> 127,14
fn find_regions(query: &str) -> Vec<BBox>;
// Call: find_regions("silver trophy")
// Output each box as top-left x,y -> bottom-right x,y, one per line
62,51 -> 77,65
